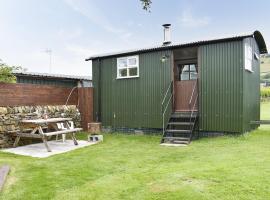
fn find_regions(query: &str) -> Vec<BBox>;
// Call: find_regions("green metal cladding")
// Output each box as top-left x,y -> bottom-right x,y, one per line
199,38 -> 260,133
92,50 -> 173,129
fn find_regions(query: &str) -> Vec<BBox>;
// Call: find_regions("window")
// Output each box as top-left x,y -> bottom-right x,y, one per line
245,43 -> 253,72
117,55 -> 139,79
179,64 -> 197,81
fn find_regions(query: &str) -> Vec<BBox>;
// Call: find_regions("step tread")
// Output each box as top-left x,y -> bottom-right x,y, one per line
168,122 -> 194,125
166,129 -> 192,133
163,136 -> 190,140
171,113 -> 198,118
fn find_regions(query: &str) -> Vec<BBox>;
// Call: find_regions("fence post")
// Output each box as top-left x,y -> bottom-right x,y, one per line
78,87 -> 93,131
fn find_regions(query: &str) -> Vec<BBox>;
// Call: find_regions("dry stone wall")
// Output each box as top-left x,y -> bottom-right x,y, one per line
0,105 -> 81,148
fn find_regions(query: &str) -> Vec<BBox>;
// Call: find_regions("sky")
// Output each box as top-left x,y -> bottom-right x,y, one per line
0,0 -> 269,77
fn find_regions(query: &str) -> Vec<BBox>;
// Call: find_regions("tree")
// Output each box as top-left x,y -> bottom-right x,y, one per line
0,59 -> 20,83
140,0 -> 152,11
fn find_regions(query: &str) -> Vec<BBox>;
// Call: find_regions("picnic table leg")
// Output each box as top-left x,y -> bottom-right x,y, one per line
64,121 -> 78,145
38,126 -> 52,152
71,133 -> 78,145
62,134 -> 66,142
42,136 -> 52,152
13,136 -> 21,147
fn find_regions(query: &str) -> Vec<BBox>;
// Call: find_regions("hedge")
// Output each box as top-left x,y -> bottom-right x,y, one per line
261,87 -> 270,98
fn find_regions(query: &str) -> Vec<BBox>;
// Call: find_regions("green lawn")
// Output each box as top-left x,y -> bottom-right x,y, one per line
0,104 -> 270,200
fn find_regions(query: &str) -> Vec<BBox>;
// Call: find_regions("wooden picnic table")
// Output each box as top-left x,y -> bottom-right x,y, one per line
13,118 -> 82,152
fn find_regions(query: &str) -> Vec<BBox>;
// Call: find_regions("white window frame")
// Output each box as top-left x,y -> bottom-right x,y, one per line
117,55 -> 139,79
244,43 -> 253,72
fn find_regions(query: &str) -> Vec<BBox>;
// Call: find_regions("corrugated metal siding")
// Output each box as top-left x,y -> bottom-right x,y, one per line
92,59 -> 100,121
17,77 -> 77,87
101,58 -> 113,126
242,38 -> 260,132
199,41 -> 244,133
92,50 -> 172,129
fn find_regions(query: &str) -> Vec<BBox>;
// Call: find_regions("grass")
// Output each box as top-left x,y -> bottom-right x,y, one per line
0,104 -> 270,199
260,101 -> 270,130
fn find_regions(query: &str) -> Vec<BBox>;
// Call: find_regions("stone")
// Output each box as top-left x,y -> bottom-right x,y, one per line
0,107 -> 7,115
0,140 -> 5,145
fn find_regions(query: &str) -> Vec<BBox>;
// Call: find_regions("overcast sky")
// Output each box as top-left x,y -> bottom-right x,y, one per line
0,0 -> 269,76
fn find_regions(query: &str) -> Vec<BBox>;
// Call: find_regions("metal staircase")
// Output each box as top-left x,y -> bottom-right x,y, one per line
160,80 -> 198,145
161,111 -> 198,145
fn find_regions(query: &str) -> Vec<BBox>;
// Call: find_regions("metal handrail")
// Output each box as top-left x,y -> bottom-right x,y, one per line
161,81 -> 173,107
162,94 -> 173,135
188,79 -> 198,142
190,94 -> 198,125
161,81 -> 173,136
189,80 -> 197,105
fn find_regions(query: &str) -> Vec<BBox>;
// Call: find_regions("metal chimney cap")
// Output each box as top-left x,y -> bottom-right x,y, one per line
162,24 -> 171,27
162,24 -> 172,46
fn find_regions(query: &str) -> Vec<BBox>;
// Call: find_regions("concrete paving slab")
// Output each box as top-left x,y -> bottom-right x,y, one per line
1,140 -> 98,158
160,143 -> 188,147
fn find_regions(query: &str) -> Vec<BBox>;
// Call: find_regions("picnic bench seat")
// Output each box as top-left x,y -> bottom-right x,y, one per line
44,128 -> 82,137
14,128 -> 82,138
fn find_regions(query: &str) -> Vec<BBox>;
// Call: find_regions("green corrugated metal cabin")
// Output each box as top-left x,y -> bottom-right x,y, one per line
86,30 -> 268,139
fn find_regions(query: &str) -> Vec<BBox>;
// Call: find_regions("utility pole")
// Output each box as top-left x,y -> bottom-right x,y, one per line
44,49 -> 52,73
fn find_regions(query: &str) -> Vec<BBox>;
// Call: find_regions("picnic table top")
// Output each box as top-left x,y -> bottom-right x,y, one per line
21,118 -> 73,124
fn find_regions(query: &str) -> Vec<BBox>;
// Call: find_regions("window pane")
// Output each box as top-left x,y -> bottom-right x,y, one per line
129,68 -> 138,76
117,55 -> 139,79
190,72 -> 197,80
181,72 -> 189,80
182,65 -> 189,72
190,64 -> 196,72
119,68 -> 127,77
118,58 -> 127,68
128,58 -> 137,66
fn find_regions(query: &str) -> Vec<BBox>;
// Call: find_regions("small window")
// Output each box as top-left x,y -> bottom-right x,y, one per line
245,43 -> 253,72
179,64 -> 197,81
117,55 -> 139,79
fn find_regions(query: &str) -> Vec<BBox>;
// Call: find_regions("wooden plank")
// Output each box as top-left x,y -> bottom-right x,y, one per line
0,165 -> 10,192
15,133 -> 43,138
21,118 -> 73,124
16,128 -> 82,138
44,128 -> 82,136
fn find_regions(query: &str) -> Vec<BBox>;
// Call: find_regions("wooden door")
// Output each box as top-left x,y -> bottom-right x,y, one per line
174,64 -> 198,112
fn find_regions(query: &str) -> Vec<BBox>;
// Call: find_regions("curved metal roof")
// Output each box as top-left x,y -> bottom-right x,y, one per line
85,31 -> 268,61
254,31 -> 268,54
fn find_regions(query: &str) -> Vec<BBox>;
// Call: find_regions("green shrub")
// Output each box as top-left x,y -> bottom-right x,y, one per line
261,87 -> 270,98
262,73 -> 270,79
0,59 -> 22,83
